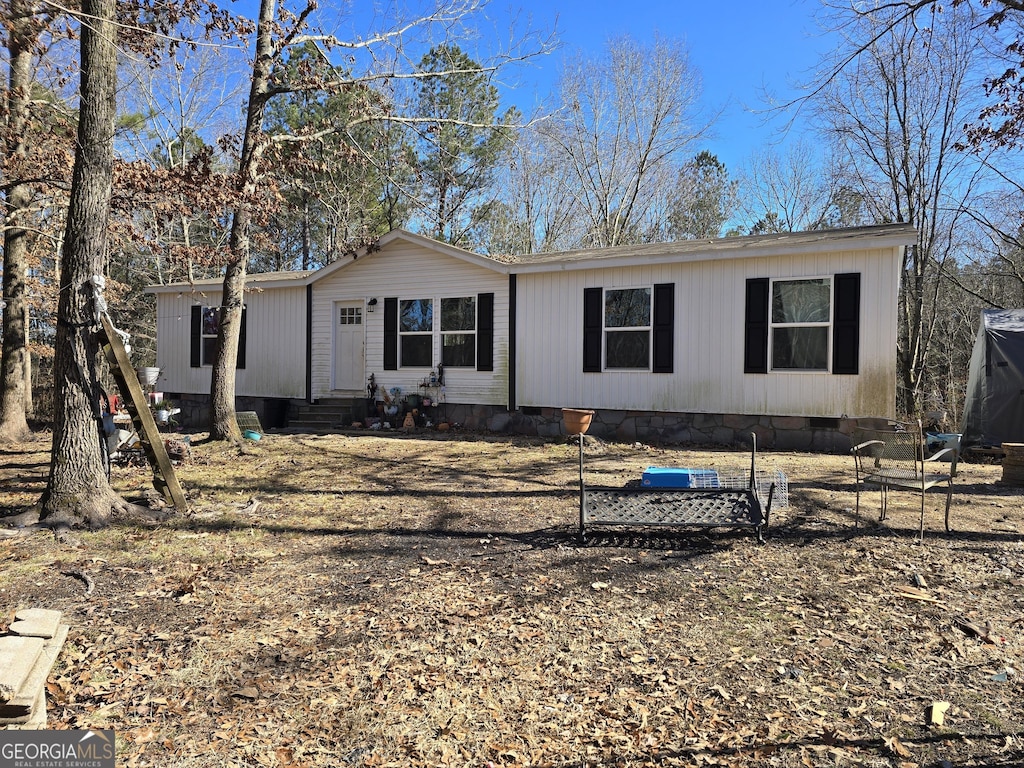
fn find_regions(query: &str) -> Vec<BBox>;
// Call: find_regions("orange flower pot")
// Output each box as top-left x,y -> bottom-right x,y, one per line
562,408 -> 595,436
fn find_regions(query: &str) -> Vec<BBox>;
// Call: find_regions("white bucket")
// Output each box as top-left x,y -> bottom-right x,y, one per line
136,367 -> 160,386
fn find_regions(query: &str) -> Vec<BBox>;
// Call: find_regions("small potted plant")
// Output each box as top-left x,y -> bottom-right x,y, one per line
151,400 -> 174,426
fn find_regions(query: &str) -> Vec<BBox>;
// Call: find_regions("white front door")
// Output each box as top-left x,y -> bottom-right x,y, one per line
333,302 -> 365,391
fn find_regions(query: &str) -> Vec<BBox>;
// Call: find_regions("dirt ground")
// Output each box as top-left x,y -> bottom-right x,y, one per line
1,429 -> 1022,767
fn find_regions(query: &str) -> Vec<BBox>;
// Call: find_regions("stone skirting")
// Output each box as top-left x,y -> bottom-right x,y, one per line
164,394 -> 878,454
446,404 -> 873,453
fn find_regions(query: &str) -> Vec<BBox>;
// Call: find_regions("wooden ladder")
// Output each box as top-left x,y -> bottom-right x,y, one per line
99,313 -> 188,510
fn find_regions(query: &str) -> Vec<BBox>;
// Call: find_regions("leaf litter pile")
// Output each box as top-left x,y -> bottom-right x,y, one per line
1,430 -> 1023,767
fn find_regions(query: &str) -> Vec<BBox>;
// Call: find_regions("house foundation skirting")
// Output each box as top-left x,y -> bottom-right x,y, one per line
446,404 -> 867,453
156,394 -> 292,433
162,394 -> 869,453
497,407 -> 865,453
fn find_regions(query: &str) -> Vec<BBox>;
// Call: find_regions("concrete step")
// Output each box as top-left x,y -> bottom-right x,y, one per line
285,398 -> 358,431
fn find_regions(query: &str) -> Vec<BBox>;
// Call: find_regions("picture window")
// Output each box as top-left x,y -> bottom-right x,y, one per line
770,278 -> 831,371
201,307 -> 219,366
604,287 -> 651,369
441,296 -> 476,367
400,298 -> 433,367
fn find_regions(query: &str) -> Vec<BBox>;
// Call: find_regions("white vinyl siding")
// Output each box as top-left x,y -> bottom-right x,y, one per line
515,246 -> 900,419
153,285 -> 307,398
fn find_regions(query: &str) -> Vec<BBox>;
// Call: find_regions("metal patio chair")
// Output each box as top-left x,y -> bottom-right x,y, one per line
851,419 -> 958,539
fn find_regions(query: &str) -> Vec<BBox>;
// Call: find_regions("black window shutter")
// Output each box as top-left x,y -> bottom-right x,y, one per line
236,306 -> 247,370
744,278 -> 769,374
832,272 -> 861,375
190,306 -> 202,367
477,292 -> 494,371
652,283 -> 674,373
383,297 -> 398,370
583,287 -> 603,372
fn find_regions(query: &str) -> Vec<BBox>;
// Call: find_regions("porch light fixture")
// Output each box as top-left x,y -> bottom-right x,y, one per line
367,297 -> 378,312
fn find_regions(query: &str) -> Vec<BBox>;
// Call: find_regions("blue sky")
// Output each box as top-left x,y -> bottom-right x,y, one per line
238,0 -> 834,173
497,0 -> 832,171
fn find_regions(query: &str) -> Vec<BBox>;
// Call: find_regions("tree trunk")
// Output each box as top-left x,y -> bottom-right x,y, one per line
0,0 -> 36,442
39,0 -> 125,528
208,0 -> 276,442
301,193 -> 311,270
209,255 -> 246,442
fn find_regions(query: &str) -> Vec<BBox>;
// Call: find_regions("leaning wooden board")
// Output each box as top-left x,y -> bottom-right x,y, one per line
100,312 -> 187,510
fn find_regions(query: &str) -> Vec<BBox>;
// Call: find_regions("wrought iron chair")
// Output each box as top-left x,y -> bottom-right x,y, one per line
851,420 -> 958,539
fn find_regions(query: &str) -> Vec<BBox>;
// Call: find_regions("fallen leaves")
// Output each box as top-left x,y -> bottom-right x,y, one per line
2,434 -> 1022,767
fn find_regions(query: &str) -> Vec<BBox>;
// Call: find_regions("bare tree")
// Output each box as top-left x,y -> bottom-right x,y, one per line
815,2 -> 989,414
737,140 -> 852,234
477,124 -> 583,255
118,20 -> 247,284
821,1 -> 1024,151
945,177 -> 1024,308
542,34 -> 715,248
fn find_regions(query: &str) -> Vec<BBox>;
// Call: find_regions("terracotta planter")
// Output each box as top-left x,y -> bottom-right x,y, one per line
562,408 -> 595,436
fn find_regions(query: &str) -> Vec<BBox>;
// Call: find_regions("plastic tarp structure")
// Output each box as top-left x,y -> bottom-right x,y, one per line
961,309 -> 1024,448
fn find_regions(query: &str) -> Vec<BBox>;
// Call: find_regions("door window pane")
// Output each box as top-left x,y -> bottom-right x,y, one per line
339,307 -> 362,325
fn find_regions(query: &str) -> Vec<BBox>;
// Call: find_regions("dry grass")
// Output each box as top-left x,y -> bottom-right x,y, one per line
2,430 -> 1023,767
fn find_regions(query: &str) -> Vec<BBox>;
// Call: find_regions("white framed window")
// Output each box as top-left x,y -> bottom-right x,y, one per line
604,287 -> 651,369
441,296 -> 476,367
770,277 -> 831,371
201,307 -> 219,366
191,304 -> 246,369
400,298 -> 433,367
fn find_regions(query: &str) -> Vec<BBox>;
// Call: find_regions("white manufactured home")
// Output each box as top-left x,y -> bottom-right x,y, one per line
146,224 -> 915,449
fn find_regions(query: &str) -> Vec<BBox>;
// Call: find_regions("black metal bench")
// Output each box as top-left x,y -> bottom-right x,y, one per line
577,435 -> 775,544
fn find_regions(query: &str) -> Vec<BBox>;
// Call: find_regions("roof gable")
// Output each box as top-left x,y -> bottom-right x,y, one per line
307,229 -> 510,285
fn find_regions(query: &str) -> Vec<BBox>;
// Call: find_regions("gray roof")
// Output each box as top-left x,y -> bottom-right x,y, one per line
147,223 -> 916,291
147,269 -> 315,293
507,223 -> 916,269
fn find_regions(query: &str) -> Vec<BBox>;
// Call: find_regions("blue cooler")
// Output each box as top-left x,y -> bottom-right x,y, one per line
642,467 -> 720,488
